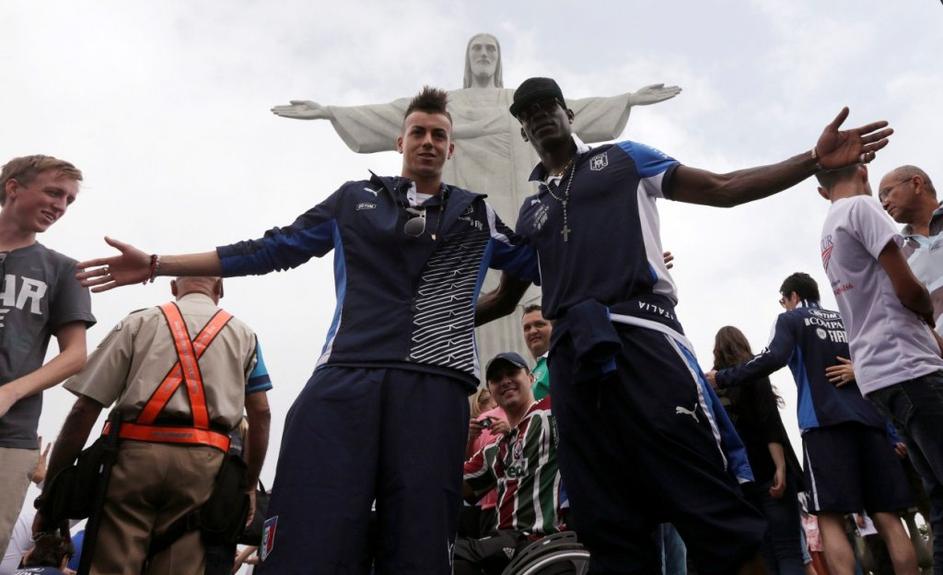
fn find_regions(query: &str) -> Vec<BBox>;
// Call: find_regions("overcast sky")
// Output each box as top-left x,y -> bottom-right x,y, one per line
4,0 -> 942,490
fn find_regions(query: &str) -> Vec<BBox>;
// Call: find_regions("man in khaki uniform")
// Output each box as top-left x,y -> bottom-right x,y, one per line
38,277 -> 271,575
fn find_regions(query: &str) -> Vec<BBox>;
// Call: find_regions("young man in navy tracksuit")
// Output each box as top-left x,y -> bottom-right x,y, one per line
707,273 -> 917,574
74,88 -> 538,574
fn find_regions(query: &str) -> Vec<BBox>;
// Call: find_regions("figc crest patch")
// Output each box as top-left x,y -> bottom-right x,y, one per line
590,152 -> 608,171
260,515 -> 278,561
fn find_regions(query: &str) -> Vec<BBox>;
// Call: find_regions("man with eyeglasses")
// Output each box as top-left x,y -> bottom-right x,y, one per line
878,166 -> 943,333
73,87 -> 539,573
707,272 -> 917,575
477,76 -> 895,573
0,156 -> 95,560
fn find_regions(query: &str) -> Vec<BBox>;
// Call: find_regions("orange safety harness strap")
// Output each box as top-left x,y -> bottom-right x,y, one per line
115,422 -> 231,452
137,304 -> 233,427
112,302 -> 234,452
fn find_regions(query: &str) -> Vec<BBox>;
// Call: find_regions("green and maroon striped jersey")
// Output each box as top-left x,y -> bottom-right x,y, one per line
464,397 -> 561,534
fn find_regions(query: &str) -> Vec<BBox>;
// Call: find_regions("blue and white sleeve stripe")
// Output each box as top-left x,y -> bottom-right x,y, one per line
246,340 -> 273,394
617,140 -> 680,199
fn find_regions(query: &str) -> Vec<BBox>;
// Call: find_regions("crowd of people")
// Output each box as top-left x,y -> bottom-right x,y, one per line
0,67 -> 940,575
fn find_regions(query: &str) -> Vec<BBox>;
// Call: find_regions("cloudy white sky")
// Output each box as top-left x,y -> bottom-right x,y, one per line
4,0 -> 942,493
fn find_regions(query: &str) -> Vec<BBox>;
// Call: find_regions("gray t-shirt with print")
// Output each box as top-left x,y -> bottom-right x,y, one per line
0,242 -> 96,449
821,195 -> 943,395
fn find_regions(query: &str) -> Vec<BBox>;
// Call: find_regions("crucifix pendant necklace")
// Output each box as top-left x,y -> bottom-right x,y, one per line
546,160 -> 577,242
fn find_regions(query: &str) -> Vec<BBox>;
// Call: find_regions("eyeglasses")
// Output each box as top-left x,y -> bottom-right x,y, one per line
878,178 -> 913,202
778,294 -> 787,307
516,99 -> 564,122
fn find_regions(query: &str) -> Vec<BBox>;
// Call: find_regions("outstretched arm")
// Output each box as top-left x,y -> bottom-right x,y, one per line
707,316 -> 796,388
570,84 -> 681,143
274,98 -> 409,153
76,237 -> 221,293
271,100 -> 332,120
627,84 -> 682,106
668,107 -> 893,207
79,193 -> 340,292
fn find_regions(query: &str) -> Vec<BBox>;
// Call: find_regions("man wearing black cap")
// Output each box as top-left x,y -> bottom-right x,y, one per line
457,351 -> 562,574
481,76 -> 896,573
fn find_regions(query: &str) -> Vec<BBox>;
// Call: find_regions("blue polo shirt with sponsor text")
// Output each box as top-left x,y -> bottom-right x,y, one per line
715,301 -> 885,431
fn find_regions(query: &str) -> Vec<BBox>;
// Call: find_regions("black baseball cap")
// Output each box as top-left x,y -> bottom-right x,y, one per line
510,77 -> 566,118
485,351 -> 530,382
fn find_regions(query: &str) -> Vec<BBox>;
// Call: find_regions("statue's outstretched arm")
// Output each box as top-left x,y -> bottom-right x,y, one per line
271,97 -> 409,153
271,100 -> 331,120
627,84 -> 682,106
570,83 -> 681,143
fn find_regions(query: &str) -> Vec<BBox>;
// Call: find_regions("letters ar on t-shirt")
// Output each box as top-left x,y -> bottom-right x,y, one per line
0,273 -> 49,328
0,243 -> 95,449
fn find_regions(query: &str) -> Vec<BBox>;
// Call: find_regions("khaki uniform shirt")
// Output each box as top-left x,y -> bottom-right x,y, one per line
66,293 -> 260,430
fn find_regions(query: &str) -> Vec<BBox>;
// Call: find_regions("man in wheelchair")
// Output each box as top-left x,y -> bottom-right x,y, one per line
457,352 -> 573,574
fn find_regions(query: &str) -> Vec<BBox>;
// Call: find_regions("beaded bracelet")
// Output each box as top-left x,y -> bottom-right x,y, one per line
810,147 -> 824,172
144,254 -> 160,284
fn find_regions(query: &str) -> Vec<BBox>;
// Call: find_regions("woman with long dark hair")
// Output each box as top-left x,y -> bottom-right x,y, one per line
713,326 -> 806,575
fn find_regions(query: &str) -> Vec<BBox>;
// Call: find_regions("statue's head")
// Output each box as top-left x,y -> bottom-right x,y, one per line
464,33 -> 503,88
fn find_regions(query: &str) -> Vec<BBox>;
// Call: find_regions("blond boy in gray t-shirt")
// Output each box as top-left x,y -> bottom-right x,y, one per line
0,156 -> 95,556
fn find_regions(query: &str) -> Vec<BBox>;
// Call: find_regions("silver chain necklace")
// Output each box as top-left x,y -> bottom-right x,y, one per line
545,161 -> 577,242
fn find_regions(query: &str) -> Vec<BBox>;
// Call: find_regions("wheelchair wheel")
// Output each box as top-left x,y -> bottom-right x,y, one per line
502,531 -> 590,575
511,549 -> 590,575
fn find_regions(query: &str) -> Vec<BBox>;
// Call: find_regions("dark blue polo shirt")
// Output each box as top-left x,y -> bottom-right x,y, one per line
515,137 -> 680,323
216,174 -> 539,388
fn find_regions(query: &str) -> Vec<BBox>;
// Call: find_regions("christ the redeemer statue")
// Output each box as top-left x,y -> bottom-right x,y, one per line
272,33 -> 681,375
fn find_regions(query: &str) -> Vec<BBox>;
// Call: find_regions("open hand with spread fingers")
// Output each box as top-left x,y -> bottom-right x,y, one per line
75,236 -> 152,292
815,107 -> 893,170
